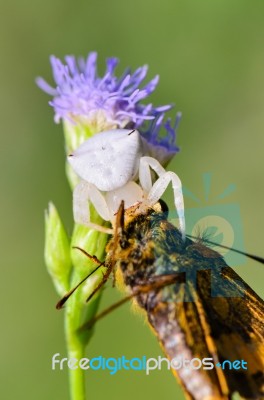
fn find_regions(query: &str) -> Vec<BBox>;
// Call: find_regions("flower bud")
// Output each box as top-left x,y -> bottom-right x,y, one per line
44,202 -> 72,295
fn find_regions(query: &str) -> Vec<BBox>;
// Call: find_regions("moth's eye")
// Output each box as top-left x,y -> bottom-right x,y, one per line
120,238 -> 129,249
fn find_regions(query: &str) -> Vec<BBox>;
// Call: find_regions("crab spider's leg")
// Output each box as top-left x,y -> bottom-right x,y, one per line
73,180 -> 113,235
139,156 -> 166,192
149,172 -> 185,238
139,157 -> 185,239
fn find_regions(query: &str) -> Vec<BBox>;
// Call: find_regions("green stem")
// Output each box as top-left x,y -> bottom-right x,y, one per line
64,275 -> 103,400
63,210 -> 109,400
65,308 -> 86,400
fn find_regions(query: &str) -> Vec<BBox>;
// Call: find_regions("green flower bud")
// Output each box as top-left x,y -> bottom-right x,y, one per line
44,202 -> 72,296
70,206 -> 109,304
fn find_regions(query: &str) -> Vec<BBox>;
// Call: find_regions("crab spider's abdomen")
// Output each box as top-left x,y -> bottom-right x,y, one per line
68,129 -> 143,191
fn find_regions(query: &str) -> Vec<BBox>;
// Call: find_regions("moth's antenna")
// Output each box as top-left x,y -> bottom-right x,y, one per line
78,205 -> 125,302
187,234 -> 264,265
83,202 -> 125,302
57,202 -> 127,309
72,247 -> 102,265
116,200 -> 125,234
56,248 -> 104,309
111,200 -> 125,288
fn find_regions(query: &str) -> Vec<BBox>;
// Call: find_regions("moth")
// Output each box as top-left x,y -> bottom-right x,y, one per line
58,200 -> 264,400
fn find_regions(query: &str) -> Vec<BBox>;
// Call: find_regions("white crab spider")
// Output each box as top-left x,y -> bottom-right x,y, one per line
68,129 -> 185,238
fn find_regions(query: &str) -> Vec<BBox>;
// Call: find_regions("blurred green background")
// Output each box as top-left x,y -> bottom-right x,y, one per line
1,0 -> 264,399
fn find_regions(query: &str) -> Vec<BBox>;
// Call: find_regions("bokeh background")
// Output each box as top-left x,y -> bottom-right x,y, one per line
1,1 -> 264,399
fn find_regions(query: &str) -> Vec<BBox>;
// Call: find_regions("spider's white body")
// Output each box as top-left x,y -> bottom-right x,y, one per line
68,129 -> 185,237
69,129 -> 143,191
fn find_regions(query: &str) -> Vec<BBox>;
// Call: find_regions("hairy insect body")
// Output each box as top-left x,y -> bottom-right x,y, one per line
106,203 -> 264,400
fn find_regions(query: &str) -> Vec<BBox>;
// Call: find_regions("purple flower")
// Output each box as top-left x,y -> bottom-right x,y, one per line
37,53 -> 169,128
141,112 -> 181,165
37,52 -> 181,162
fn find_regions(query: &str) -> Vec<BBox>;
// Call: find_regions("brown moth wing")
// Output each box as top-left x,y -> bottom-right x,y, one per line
147,287 -> 230,400
193,244 -> 264,399
148,241 -> 264,400
108,203 -> 264,400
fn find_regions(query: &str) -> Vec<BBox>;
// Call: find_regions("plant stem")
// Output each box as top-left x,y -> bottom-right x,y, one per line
64,273 -> 103,400
63,214 -> 109,400
65,309 -> 86,400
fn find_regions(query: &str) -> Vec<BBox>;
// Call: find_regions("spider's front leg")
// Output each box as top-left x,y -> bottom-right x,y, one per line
139,156 -> 185,239
73,180 -> 114,234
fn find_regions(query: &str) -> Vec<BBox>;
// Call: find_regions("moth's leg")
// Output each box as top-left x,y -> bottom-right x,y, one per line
73,180 -> 113,234
136,273 -> 186,291
79,272 -> 186,330
139,157 -> 185,238
80,293 -> 135,331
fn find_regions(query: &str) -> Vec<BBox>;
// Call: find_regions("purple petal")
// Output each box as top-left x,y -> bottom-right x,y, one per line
36,77 -> 57,96
37,52 -> 181,160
